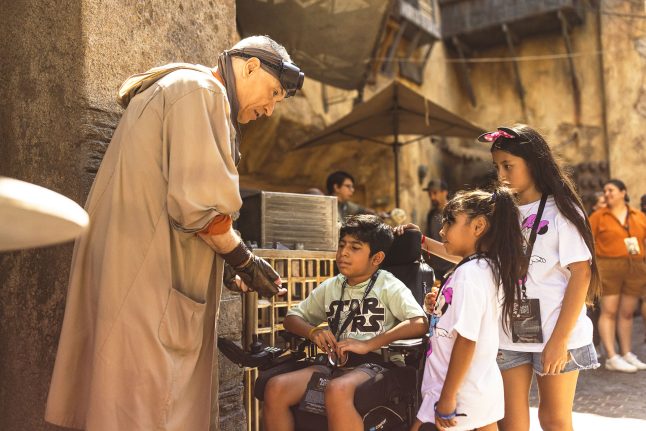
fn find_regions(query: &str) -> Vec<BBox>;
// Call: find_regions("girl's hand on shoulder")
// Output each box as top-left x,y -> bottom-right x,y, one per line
393,223 -> 421,236
424,287 -> 439,314
336,338 -> 372,356
435,396 -> 458,430
541,336 -> 569,375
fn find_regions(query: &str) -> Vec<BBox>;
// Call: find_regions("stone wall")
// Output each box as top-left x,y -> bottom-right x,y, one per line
0,1 -> 243,430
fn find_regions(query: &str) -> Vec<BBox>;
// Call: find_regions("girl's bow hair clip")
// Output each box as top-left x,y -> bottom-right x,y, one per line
477,127 -> 519,143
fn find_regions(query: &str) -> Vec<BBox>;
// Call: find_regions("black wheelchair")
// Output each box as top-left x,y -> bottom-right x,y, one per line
218,230 -> 434,431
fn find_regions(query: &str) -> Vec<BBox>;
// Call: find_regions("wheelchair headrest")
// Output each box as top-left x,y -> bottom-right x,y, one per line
381,229 -> 422,267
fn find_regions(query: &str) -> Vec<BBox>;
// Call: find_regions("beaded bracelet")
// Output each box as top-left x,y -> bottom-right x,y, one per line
434,402 -> 457,420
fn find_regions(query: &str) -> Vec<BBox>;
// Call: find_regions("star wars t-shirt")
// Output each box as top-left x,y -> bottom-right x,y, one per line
499,196 -> 593,352
287,270 -> 425,345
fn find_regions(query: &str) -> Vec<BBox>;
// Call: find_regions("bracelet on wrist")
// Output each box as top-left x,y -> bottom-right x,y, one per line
434,402 -> 456,420
434,402 -> 460,421
308,326 -> 322,339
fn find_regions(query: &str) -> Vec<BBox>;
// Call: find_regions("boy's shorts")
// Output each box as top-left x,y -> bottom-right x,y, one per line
310,361 -> 388,379
597,257 -> 646,297
496,343 -> 599,376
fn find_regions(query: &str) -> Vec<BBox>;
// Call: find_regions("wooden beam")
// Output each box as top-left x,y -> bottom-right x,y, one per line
502,23 -> 528,120
452,36 -> 477,107
558,9 -> 582,123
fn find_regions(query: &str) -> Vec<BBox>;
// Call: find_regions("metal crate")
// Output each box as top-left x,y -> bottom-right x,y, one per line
237,191 -> 338,252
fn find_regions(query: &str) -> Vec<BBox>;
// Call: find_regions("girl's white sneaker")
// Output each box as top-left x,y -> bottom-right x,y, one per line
622,352 -> 646,370
605,354 -> 638,373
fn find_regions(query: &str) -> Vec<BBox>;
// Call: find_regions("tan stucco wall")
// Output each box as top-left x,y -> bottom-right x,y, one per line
602,0 -> 646,205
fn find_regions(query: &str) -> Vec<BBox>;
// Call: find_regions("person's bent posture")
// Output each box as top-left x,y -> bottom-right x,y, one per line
263,215 -> 427,431
45,36 -> 302,431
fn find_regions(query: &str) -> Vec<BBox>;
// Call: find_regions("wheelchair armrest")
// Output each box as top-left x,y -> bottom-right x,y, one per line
381,335 -> 429,365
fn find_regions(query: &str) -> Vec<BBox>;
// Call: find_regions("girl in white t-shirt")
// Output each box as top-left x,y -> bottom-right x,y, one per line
484,124 -> 600,431
408,186 -> 526,431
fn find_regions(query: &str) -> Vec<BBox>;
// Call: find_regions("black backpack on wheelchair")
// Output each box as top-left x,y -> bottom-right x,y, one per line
218,230 -> 435,431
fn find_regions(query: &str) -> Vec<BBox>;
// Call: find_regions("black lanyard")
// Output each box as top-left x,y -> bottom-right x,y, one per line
521,193 -> 548,299
435,253 -> 483,303
330,270 -> 381,339
612,209 -> 631,235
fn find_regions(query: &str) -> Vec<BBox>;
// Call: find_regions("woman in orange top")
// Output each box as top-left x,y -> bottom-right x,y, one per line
589,179 -> 646,373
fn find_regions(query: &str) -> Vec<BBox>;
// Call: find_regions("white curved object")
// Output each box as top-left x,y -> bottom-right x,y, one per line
0,177 -> 89,251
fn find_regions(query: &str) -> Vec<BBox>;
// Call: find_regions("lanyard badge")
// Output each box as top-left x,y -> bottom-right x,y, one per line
511,194 -> 548,344
511,281 -> 544,343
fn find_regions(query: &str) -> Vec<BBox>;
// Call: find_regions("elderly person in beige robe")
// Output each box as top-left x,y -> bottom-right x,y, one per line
45,36 -> 303,431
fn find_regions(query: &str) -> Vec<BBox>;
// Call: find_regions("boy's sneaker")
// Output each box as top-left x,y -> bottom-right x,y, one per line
622,352 -> 646,370
605,354 -> 638,373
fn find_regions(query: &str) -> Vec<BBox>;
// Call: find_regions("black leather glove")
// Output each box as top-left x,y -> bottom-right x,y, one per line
222,263 -> 243,293
222,241 -> 282,298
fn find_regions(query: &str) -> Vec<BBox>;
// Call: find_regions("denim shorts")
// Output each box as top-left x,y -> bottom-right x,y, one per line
496,343 -> 599,376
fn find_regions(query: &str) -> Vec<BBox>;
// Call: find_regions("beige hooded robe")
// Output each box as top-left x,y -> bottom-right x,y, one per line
45,66 -> 241,431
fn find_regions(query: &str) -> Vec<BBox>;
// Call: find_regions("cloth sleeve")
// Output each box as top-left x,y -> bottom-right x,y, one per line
384,278 -> 426,322
164,87 -> 242,233
286,279 -> 330,326
588,211 -> 600,239
556,211 -> 592,268
451,270 -> 488,342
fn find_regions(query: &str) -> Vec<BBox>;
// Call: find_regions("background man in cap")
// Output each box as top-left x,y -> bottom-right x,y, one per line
423,179 -> 453,279
46,35 -> 303,431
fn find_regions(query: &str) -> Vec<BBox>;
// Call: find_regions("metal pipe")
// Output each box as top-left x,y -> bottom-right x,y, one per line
393,84 -> 401,207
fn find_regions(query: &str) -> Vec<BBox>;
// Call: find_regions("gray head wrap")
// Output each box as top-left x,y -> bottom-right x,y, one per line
217,48 -> 285,167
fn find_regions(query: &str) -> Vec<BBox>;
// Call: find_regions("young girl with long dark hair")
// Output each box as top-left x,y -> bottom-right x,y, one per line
409,186 -> 526,431
483,124 -> 600,431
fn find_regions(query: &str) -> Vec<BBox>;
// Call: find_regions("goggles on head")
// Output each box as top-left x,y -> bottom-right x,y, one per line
228,48 -> 304,98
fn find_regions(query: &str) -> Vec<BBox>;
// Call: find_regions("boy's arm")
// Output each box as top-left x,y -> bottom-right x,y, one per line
392,223 -> 460,263
435,334 -> 476,429
336,316 -> 428,356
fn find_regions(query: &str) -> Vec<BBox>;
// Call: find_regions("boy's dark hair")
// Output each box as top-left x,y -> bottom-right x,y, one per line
339,215 -> 393,256
489,123 -> 600,305
443,186 -> 525,335
326,171 -> 355,195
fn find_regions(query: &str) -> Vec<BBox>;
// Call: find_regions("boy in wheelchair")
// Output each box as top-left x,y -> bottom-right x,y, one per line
263,215 -> 428,431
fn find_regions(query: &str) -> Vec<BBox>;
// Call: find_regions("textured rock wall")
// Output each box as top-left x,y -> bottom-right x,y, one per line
0,1 -> 242,430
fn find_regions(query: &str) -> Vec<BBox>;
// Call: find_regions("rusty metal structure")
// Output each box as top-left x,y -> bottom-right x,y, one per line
237,0 -> 441,104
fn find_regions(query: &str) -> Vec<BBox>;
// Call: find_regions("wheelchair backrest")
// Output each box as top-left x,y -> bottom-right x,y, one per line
381,230 -> 435,306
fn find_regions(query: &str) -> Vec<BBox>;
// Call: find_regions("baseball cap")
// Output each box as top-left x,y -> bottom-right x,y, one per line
423,179 -> 448,192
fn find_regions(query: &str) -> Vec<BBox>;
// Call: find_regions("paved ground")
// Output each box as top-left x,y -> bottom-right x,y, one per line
528,316 -> 646,430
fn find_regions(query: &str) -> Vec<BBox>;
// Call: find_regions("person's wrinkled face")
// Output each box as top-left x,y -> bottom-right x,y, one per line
439,212 -> 476,258
336,234 -> 373,280
333,179 -> 355,202
492,150 -> 534,196
236,58 -> 286,124
603,183 -> 626,208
